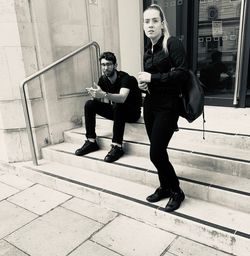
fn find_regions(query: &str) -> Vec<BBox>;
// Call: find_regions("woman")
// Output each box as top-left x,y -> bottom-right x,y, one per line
138,4 -> 188,212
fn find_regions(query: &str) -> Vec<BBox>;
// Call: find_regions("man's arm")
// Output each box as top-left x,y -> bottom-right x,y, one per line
87,84 -> 130,103
105,87 -> 130,103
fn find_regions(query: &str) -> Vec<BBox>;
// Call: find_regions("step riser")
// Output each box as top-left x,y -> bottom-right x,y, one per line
90,118 -> 250,151
170,151 -> 250,179
6,164 -> 249,256
65,133 -> 250,179
42,148 -> 250,213
64,131 -> 150,158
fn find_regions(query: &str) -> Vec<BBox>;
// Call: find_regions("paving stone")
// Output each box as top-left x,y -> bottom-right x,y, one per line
0,182 -> 19,200
0,174 -> 33,190
62,197 -> 118,224
167,237 -> 232,256
92,215 -> 177,256
6,207 -> 103,256
68,240 -> 120,256
7,184 -> 71,215
0,201 -> 37,239
0,240 -> 28,255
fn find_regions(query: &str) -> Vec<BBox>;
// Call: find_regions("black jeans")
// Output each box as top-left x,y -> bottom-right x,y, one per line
143,95 -> 180,192
84,99 -> 141,144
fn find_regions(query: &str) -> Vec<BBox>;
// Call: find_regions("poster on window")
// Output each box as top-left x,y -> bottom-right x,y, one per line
212,21 -> 223,37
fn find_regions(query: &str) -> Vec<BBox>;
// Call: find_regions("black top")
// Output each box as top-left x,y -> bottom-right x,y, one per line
98,71 -> 142,109
144,36 -> 188,95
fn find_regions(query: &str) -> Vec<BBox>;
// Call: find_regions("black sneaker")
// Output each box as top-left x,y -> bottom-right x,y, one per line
146,187 -> 171,203
104,145 -> 124,163
165,189 -> 185,212
75,140 -> 99,156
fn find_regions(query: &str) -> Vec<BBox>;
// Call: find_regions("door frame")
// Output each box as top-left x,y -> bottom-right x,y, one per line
238,0 -> 250,107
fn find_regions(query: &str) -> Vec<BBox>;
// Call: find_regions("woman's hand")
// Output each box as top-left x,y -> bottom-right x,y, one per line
138,81 -> 149,92
138,71 -> 151,83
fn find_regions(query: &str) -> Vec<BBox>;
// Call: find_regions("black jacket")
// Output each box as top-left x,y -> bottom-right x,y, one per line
144,36 -> 188,95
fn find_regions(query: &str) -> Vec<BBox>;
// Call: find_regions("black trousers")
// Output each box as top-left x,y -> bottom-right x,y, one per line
84,99 -> 141,144
143,95 -> 180,192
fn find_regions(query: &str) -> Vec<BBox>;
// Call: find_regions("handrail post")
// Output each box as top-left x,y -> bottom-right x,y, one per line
20,41 -> 101,166
93,41 -> 101,78
20,82 -> 38,165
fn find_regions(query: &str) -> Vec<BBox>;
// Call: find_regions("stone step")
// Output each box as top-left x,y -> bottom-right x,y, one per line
11,160 -> 250,256
177,105 -> 250,136
64,129 -> 250,179
42,142 -> 250,213
83,116 -> 250,152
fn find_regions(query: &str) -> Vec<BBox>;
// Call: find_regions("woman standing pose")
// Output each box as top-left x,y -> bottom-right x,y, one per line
138,4 -> 188,212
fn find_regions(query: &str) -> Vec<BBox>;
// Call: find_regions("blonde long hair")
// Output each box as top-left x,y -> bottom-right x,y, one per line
144,4 -> 171,53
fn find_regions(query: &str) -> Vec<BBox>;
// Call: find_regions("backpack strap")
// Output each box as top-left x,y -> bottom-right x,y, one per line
202,110 -> 206,140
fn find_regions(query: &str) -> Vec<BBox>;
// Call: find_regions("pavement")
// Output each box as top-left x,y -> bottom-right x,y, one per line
0,169 -> 234,256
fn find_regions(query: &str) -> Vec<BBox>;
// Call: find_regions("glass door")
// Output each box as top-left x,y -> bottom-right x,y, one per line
197,0 -> 242,106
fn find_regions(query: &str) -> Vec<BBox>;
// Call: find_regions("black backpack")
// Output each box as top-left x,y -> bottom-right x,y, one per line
178,69 -> 206,139
179,69 -> 205,123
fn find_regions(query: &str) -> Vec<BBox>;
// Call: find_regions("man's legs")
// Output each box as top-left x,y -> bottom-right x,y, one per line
75,99 -> 113,156
76,99 -> 141,162
104,103 -> 141,162
84,99 -> 114,140
111,103 -> 140,144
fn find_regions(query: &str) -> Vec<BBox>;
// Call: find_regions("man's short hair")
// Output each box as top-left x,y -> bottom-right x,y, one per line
99,52 -> 117,65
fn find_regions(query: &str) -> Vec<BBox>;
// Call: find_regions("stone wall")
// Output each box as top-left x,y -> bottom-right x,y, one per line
0,0 -> 123,163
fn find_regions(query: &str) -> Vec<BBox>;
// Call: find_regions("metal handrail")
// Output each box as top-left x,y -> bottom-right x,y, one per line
20,41 -> 101,165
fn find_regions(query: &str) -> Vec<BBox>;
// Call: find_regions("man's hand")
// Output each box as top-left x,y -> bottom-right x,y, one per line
86,82 -> 106,99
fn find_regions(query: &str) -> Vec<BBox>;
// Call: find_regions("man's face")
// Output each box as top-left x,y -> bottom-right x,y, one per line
100,59 -> 116,77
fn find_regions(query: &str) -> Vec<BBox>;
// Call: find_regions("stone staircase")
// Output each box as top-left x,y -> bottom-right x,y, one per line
10,107 -> 250,256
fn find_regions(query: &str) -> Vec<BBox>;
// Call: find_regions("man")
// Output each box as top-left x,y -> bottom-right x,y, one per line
75,52 -> 142,163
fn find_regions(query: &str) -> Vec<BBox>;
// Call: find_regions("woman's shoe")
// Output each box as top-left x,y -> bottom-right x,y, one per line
146,187 -> 171,203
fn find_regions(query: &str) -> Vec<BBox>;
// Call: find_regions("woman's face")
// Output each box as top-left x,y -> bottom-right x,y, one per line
143,9 -> 163,41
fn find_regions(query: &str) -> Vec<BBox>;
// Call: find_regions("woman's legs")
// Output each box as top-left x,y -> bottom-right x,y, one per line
143,97 -> 180,192
143,99 -> 185,211
148,112 -> 180,192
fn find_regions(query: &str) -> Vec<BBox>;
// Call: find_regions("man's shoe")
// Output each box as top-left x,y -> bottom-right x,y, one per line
75,140 -> 99,156
104,145 -> 124,163
146,187 -> 171,203
165,189 -> 185,212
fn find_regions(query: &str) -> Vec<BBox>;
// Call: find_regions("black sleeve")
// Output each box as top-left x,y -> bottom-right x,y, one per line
151,37 -> 189,85
120,74 -> 132,90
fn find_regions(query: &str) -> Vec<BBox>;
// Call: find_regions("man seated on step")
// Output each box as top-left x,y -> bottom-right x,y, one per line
75,51 -> 142,163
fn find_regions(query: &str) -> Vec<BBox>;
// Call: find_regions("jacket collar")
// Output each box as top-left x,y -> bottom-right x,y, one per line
146,35 -> 164,52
